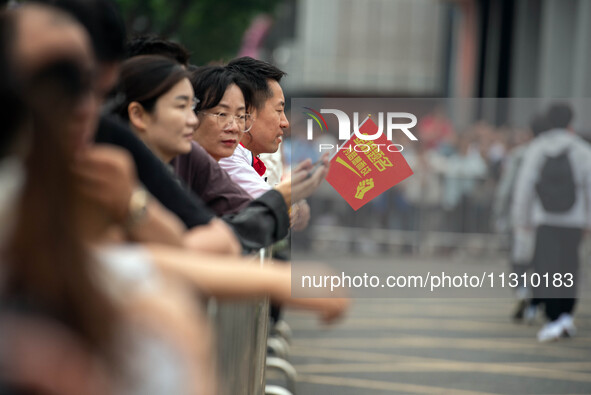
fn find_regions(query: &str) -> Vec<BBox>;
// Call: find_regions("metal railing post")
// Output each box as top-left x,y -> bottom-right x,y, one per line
209,248 -> 272,395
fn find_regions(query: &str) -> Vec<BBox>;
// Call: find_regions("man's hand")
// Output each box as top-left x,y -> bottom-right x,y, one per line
290,200 -> 311,231
275,153 -> 329,206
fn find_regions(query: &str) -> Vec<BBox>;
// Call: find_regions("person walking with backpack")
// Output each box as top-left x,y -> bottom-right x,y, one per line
512,102 -> 591,342
495,115 -> 549,323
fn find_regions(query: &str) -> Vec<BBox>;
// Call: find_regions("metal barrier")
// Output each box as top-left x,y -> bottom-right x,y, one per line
301,171 -> 508,257
310,225 -> 510,256
208,249 -> 272,395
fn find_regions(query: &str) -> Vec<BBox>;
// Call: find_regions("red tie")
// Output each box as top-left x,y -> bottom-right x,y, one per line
240,143 -> 266,176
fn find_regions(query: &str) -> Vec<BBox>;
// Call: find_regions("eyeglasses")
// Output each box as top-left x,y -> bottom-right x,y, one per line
198,111 -> 253,132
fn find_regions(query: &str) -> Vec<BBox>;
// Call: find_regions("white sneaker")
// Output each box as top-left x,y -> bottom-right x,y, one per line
558,313 -> 576,338
537,319 -> 563,342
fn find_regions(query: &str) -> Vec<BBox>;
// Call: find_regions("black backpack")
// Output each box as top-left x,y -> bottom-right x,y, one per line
535,149 -> 576,212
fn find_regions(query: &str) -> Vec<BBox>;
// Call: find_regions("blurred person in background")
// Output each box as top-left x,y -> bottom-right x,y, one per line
470,122 -> 502,234
513,102 -> 591,342
400,139 -> 446,252
126,34 -> 192,65
494,114 -> 546,323
441,132 -> 487,234
416,104 -> 455,152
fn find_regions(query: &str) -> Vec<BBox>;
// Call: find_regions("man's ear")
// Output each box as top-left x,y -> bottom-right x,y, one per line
250,107 -> 258,121
128,102 -> 149,132
240,130 -> 252,145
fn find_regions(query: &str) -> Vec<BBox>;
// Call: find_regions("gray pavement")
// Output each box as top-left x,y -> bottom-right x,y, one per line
271,254 -> 591,394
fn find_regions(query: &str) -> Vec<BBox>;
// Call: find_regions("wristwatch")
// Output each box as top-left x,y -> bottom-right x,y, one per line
126,187 -> 149,229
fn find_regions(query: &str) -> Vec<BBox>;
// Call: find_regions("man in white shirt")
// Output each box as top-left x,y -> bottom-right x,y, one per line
222,57 -> 311,229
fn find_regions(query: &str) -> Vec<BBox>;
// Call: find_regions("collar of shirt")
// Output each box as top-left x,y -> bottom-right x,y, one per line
240,143 -> 266,176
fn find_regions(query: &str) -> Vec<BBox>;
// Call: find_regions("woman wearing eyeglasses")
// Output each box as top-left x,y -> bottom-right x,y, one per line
190,66 -> 254,161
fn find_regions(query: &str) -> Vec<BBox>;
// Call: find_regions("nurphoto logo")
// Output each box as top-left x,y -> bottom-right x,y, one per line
304,107 -> 418,153
298,103 -> 416,210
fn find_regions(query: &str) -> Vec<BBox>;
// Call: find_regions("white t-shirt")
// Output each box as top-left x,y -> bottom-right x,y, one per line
95,244 -> 209,395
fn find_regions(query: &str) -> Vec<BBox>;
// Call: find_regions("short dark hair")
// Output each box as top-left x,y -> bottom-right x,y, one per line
33,0 -> 127,62
530,113 -> 550,137
114,55 -> 189,120
126,35 -> 191,66
191,65 -> 253,113
545,102 -> 573,130
225,56 -> 286,110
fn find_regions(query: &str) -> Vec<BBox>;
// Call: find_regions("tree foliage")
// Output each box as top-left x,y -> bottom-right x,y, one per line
115,0 -> 280,65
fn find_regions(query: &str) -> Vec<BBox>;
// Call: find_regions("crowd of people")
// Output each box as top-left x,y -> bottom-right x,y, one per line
1,2 -> 590,393
0,1 -> 348,393
289,114 -> 501,238
290,104 -> 588,242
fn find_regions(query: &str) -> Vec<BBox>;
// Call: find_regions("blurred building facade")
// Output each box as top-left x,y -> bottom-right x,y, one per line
269,0 -> 448,96
263,0 -> 591,130
260,0 -> 591,250
278,0 -> 446,95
